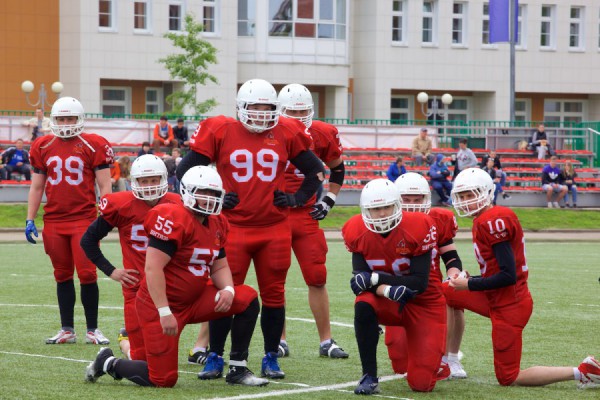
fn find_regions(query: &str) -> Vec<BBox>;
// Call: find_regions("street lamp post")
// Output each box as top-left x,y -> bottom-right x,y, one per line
21,80 -> 64,113
417,92 -> 453,125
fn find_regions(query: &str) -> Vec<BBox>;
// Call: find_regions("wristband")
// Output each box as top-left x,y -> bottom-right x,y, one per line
370,273 -> 379,286
383,286 -> 391,299
223,285 -> 235,296
158,306 -> 172,317
325,192 -> 337,202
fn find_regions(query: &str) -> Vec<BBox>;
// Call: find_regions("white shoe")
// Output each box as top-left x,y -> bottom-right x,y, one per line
448,360 -> 468,379
552,202 -> 560,208
547,202 -> 553,208
458,350 -> 464,361
86,329 -> 110,345
46,329 -> 76,344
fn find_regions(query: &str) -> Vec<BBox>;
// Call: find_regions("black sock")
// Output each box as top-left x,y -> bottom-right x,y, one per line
261,305 -> 285,354
208,316 -> 233,356
57,280 -> 76,329
230,298 -> 259,358
112,359 -> 153,386
355,302 -> 380,377
80,282 -> 99,331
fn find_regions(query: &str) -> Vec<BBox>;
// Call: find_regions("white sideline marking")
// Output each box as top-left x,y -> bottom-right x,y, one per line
285,316 -> 353,328
0,351 -> 90,363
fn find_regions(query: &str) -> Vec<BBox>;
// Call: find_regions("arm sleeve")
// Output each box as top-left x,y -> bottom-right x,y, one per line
467,241 -> 517,291
176,151 -> 212,180
290,150 -> 326,205
351,252 -> 371,274
328,160 -> 345,186
376,250 -> 431,293
148,236 -> 178,257
80,217 -> 117,277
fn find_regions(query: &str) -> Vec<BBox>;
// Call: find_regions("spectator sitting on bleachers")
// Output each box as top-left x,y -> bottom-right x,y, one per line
172,118 -> 190,149
560,160 -> 577,208
482,158 -> 504,205
386,156 -> 406,182
1,139 -> 32,180
162,154 -> 179,193
541,155 -> 567,208
411,128 -> 434,166
453,138 -> 479,181
21,108 -> 51,141
109,159 -> 126,192
429,153 -> 452,206
117,156 -> 132,191
530,124 -> 553,160
152,115 -> 176,152
480,150 -> 510,200
137,141 -> 154,157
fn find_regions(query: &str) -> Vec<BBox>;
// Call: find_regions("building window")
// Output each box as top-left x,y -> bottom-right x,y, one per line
452,2 -> 467,45
99,0 -> 116,30
392,1 -> 406,43
390,96 -> 409,122
203,0 -> 217,34
238,0 -> 256,36
540,5 -> 555,49
569,6 -> 584,50
544,100 -> 585,125
446,98 -> 469,124
101,87 -> 131,116
422,1 -> 437,45
514,99 -> 530,122
482,2 -> 490,45
516,4 -> 526,48
268,0 -> 347,39
169,2 -> 183,32
146,88 -> 164,114
134,1 -> 151,32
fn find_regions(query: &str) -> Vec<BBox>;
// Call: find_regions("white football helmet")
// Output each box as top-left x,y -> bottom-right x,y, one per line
130,155 -> 168,201
278,83 -> 314,128
360,179 -> 403,234
394,172 -> 432,213
451,168 -> 495,217
49,96 -> 85,138
236,79 -> 280,133
180,166 -> 224,215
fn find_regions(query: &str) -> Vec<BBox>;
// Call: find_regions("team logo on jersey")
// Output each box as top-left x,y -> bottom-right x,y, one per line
395,240 -> 410,255
73,142 -> 85,154
264,132 -> 279,146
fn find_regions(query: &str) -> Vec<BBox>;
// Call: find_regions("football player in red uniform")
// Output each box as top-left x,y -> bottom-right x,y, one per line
276,83 -> 348,359
343,179 -> 446,394
26,97 -> 114,345
385,172 -> 467,379
446,168 -> 600,388
80,155 -> 180,360
176,79 -> 325,379
86,166 -> 268,388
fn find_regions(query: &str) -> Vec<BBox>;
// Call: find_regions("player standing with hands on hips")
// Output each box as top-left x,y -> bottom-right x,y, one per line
26,97 -> 114,345
176,79 -> 325,379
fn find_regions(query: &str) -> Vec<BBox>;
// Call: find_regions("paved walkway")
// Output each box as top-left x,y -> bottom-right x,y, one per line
2,228 -> 600,243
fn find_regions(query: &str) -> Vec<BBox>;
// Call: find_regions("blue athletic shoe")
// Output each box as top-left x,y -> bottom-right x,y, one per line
198,352 -> 224,380
261,352 -> 285,379
354,374 -> 380,395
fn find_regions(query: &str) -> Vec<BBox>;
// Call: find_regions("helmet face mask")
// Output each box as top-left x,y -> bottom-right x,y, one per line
451,168 -> 495,217
394,172 -> 432,213
50,97 -> 85,138
278,83 -> 314,128
236,79 -> 280,133
130,155 -> 169,201
360,179 -> 403,234
180,166 -> 224,215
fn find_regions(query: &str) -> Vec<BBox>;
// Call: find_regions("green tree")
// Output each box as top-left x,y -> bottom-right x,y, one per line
159,14 -> 218,115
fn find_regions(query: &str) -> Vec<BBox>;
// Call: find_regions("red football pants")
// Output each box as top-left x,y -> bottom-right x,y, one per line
226,220 -> 291,307
42,219 -> 97,284
290,208 -> 328,286
123,287 -> 145,361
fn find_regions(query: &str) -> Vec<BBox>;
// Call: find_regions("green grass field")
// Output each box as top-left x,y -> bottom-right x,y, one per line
0,240 -> 598,400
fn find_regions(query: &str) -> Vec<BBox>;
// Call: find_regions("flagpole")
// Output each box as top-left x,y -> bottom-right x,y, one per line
509,0 -> 516,125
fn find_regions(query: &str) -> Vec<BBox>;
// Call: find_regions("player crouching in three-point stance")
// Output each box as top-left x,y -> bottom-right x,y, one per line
27,97 -> 114,345
81,155 -> 181,360
385,172 -> 467,379
445,167 -> 600,389
342,179 -> 446,395
86,166 -> 268,387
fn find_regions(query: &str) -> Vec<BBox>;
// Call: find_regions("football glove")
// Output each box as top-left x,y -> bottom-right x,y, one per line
309,194 -> 336,220
350,272 -> 378,295
384,285 -> 418,312
273,190 -> 297,208
25,219 -> 38,244
222,192 -> 240,210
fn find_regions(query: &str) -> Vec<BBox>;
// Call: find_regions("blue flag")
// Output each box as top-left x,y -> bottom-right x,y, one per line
489,0 -> 518,43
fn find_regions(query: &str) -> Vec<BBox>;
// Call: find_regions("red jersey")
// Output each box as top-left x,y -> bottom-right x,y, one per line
428,207 -> 459,282
472,206 -> 529,307
283,119 -> 342,207
98,191 -> 181,279
189,115 -> 312,227
29,133 -> 114,222
139,203 -> 229,308
342,212 -> 441,302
